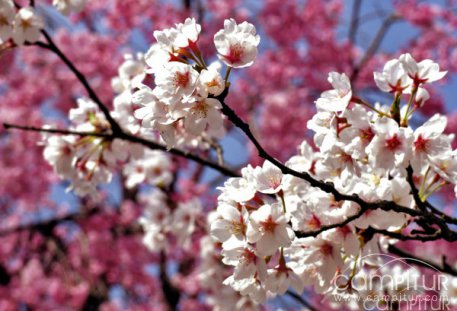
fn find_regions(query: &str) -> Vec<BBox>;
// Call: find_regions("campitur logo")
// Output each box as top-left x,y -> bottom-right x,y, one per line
324,253 -> 455,310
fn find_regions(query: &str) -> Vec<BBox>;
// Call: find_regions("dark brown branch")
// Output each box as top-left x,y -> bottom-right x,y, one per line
406,165 -> 428,212
388,244 -> 457,276
3,123 -> 239,177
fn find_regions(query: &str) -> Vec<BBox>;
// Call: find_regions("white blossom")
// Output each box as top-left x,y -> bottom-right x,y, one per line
246,203 -> 294,256
316,72 -> 352,113
12,7 -> 44,45
400,53 -> 447,84
0,0 -> 14,41
214,19 -> 260,68
374,59 -> 411,93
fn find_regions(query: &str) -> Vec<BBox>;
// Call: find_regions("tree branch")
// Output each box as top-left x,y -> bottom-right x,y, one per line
3,123 -> 112,138
216,89 -> 457,242
367,227 -> 444,242
0,208 -> 98,237
348,0 -> 362,45
350,13 -> 400,82
160,251 -> 180,311
3,123 -> 239,177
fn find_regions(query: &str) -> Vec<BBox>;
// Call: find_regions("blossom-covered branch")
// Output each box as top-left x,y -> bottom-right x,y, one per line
3,123 -> 238,177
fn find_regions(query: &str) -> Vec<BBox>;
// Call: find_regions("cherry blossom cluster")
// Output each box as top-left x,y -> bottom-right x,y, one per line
42,52 -> 176,196
133,18 -> 260,149
42,100 -> 171,197
41,98 -> 139,197
209,53 -> 456,303
0,0 -> 86,46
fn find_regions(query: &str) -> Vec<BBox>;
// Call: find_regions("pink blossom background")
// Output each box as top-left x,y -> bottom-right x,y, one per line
0,0 -> 456,310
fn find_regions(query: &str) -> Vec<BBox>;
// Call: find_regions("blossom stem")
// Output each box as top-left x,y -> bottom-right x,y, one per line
401,84 -> 418,127
421,181 -> 447,202
352,96 -> 389,117
418,165 -> 430,198
224,66 -> 232,83
278,190 -> 286,213
348,251 -> 360,281
421,175 -> 439,199
390,92 -> 402,124
193,49 -> 207,69
279,247 -> 286,266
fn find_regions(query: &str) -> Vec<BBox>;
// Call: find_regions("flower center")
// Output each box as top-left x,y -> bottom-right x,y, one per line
230,217 -> 246,236
360,127 -> 374,142
260,216 -> 277,233
414,135 -> 428,153
268,176 -> 281,189
385,134 -> 402,151
320,243 -> 333,256
206,79 -> 220,88
224,43 -> 243,64
20,18 -> 33,30
0,15 -> 9,26
173,71 -> 190,88
191,101 -> 209,118
307,214 -> 322,230
240,248 -> 257,265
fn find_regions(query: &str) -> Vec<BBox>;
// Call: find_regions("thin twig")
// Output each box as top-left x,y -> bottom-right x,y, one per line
348,0 -> 362,45
160,251 -> 181,310
3,123 -> 112,138
407,165 -> 457,224
0,209 -> 98,237
204,138 -> 224,166
368,227 -> 444,242
296,206 -> 367,238
406,165 -> 457,225
286,290 -> 317,311
388,244 -> 457,276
